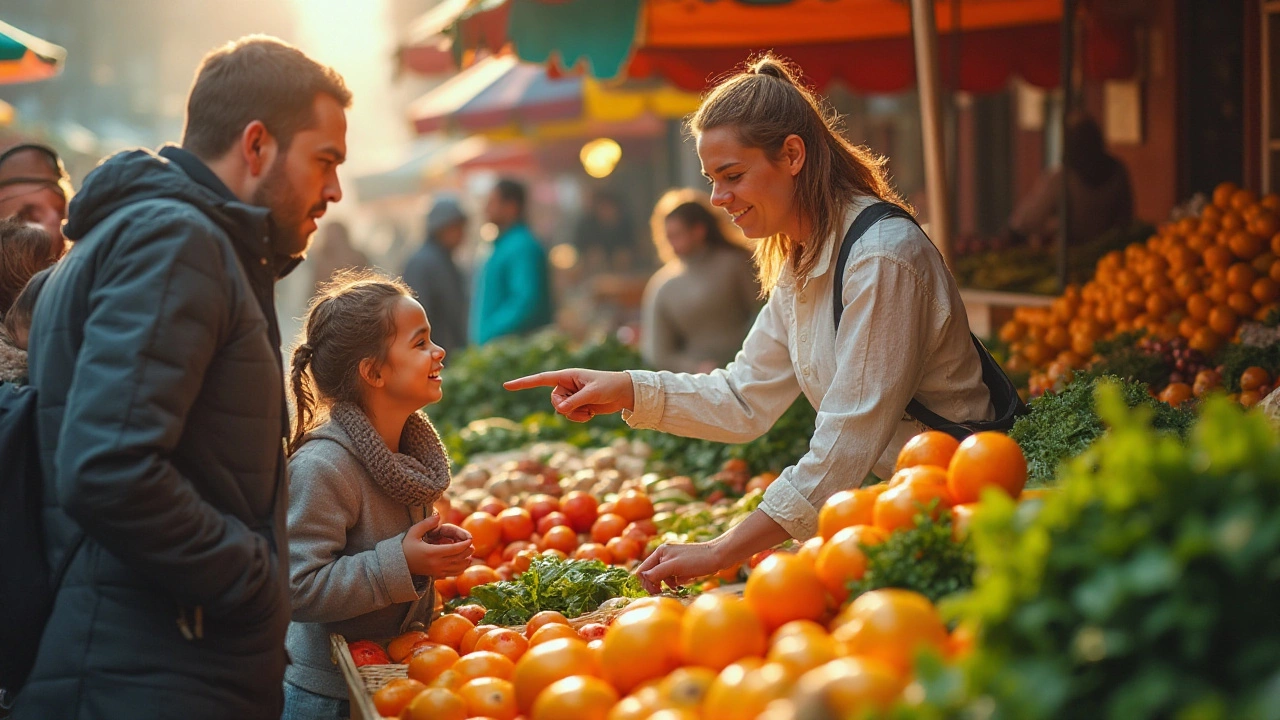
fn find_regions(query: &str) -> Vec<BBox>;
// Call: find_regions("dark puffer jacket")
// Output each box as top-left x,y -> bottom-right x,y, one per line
17,146 -> 292,720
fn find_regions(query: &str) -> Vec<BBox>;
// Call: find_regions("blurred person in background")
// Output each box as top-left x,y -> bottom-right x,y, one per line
402,195 -> 469,355
0,142 -> 72,255
471,178 -> 553,345
641,189 -> 761,373
308,219 -> 368,298
573,189 -> 637,273
16,36 -> 350,720
1006,112 -> 1133,249
0,220 -> 60,384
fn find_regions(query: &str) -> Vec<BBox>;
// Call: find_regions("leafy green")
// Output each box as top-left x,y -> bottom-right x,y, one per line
1084,331 -> 1174,389
457,556 -> 646,626
910,383 -> 1280,719
848,509 -> 975,604
1213,341 -> 1280,393
1009,374 -> 1195,485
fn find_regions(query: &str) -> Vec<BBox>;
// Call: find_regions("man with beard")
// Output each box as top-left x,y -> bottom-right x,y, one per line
15,36 -> 349,720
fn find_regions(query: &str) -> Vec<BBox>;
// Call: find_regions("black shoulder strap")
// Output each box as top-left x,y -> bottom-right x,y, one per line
833,202 -> 917,333
830,201 -> 1028,439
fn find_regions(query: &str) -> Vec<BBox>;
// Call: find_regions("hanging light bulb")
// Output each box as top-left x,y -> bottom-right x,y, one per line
580,138 -> 622,178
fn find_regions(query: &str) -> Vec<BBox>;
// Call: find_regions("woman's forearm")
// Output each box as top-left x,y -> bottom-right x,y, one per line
710,509 -> 794,568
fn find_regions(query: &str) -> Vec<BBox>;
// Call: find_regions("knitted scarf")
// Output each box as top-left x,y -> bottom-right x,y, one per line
329,402 -> 451,507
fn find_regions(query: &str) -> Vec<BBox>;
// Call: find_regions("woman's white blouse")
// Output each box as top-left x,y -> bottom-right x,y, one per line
623,196 -> 994,540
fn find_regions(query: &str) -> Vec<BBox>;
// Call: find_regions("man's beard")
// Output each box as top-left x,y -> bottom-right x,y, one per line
252,159 -> 322,259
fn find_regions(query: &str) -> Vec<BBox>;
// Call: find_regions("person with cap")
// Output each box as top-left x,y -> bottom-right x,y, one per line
0,142 -> 73,258
402,195 -> 470,355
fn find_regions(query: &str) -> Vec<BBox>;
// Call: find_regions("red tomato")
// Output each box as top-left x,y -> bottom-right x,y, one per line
348,640 -> 390,667
561,491 -> 599,534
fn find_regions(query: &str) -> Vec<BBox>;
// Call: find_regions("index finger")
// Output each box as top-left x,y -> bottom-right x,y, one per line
503,370 -> 571,391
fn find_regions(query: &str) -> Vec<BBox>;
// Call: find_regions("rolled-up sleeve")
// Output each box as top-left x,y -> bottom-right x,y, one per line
624,292 -> 800,443
757,255 -> 942,539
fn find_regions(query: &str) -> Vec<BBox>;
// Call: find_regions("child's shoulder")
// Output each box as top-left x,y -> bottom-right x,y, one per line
288,423 -> 363,478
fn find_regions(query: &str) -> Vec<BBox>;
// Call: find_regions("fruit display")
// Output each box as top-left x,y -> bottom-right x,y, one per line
339,428 -> 1037,719
907,386 -> 1280,718
1000,182 -> 1280,403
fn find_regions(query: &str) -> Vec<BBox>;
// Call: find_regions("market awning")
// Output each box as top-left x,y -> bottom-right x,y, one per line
399,0 -> 472,75
439,0 -> 1134,93
409,54 -> 701,136
0,20 -> 66,85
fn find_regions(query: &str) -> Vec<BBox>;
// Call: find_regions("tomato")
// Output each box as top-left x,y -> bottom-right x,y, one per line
347,639 -> 390,667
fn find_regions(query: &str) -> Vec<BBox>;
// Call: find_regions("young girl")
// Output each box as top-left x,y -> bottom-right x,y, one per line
283,271 -> 473,720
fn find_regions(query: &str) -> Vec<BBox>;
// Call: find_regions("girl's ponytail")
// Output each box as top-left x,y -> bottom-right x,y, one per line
288,342 -> 316,455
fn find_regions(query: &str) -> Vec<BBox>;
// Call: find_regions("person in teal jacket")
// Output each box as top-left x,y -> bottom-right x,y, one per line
471,178 -> 553,344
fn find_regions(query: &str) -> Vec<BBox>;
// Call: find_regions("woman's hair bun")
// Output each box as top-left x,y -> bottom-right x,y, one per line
750,56 -> 793,83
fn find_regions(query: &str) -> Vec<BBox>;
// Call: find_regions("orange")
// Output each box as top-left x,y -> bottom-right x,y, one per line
614,490 -> 655,522
1254,251 -> 1278,275
427,613 -> 475,650
766,632 -> 840,679
1241,366 -> 1271,392
1273,232 -> 1280,257
524,610 -> 571,639
541,525 -> 580,555
817,489 -> 877,540
1229,291 -> 1259,316
1203,244 -> 1233,271
1232,188 -> 1259,212
815,526 -> 883,603
873,471 -> 952,532
1206,280 -> 1231,305
1253,277 -> 1280,305
531,675 -> 618,720
1186,293 -> 1213,321
1158,382 -> 1193,406
590,513 -> 629,544
795,657 -> 904,715
1241,390 -> 1264,407
1250,210 -> 1280,238
831,589 -> 948,676
771,620 -> 830,646
1145,293 -> 1171,318
512,637 -> 599,713
744,552 -> 827,632
457,565 -> 500,597
622,596 -> 687,617
560,491 -> 600,533
1207,305 -> 1238,336
1189,327 -> 1223,355
1178,316 -> 1204,341
407,644 -> 461,684
529,622 -> 582,647
1228,263 -> 1259,292
388,630 -> 431,663
702,661 -> 794,720
498,507 -> 535,543
894,431 -> 961,472
1174,271 -> 1202,298
946,432 -> 1027,504
949,503 -> 978,541
1215,181 -> 1242,207
602,605 -> 684,694
458,677 -> 518,720
605,536 -> 643,564
372,677 -> 428,718
475,628 -> 530,664
1229,231 -> 1265,261
606,695 -> 656,720
461,624 -> 499,655
648,671 -> 711,711
427,668 -> 467,692
463,511 -> 503,556
573,542 -> 615,564
679,593 -> 768,671
404,686 -> 467,720
454,650 -> 516,681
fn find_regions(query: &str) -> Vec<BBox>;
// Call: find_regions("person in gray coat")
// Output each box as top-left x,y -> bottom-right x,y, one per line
402,196 -> 470,356
16,37 -> 350,720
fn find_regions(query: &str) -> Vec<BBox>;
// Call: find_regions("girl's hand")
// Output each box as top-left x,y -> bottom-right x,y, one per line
636,541 -> 727,594
403,515 -> 473,577
503,369 -> 635,423
427,523 -> 472,545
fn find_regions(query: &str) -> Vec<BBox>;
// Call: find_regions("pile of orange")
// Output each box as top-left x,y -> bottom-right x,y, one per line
1001,182 -> 1280,395
359,429 -> 1039,719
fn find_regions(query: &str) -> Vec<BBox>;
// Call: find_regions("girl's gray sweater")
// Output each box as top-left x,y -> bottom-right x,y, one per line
284,420 -> 431,699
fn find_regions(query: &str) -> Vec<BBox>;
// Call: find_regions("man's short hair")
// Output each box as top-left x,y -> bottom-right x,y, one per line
493,178 -> 527,216
182,36 -> 352,160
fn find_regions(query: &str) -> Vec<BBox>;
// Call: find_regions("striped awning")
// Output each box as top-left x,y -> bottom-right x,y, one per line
0,20 -> 66,85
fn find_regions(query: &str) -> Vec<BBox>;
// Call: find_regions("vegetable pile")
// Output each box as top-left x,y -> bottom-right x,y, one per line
451,556 -> 646,626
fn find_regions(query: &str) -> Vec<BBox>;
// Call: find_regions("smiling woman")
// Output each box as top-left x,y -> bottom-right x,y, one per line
505,54 -> 1004,594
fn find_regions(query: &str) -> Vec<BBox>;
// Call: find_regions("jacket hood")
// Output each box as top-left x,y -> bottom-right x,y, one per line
63,147 -> 299,278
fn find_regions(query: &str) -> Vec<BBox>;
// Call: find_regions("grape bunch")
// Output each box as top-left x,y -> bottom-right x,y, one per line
1137,336 -> 1214,386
